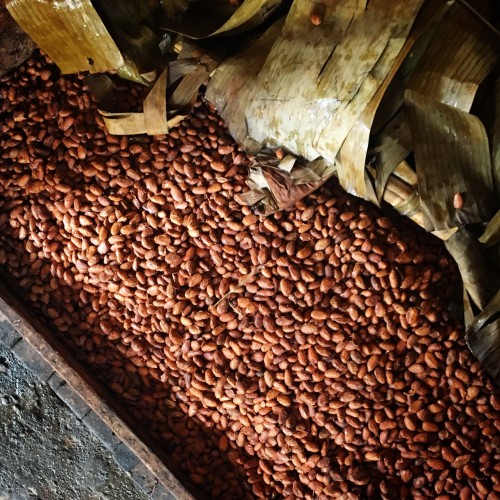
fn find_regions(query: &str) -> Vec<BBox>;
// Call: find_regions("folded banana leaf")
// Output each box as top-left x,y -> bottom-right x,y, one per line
235,150 -> 335,215
205,19 -> 284,154
86,62 -> 208,135
370,2 -> 449,137
494,78 -> 500,193
467,317 -> 500,383
371,0 -> 499,205
480,210 -> 500,247
405,90 -> 496,232
370,118 -> 412,205
161,0 -> 282,39
336,0 -> 445,202
466,287 -> 500,383
6,0 -> 123,74
407,1 -> 499,111
246,0 -> 425,173
468,288 -> 500,336
445,227 -> 500,311
7,0 -> 169,84
91,0 -> 166,83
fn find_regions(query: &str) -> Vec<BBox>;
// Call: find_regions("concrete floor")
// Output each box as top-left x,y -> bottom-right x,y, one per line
0,339 -> 148,500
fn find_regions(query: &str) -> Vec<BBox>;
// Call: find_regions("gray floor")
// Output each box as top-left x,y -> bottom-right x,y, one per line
0,339 -> 148,500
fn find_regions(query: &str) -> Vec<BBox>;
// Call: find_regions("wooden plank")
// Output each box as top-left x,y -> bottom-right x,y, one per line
0,280 -> 198,500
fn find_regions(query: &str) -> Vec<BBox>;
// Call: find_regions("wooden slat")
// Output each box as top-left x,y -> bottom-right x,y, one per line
0,280 -> 198,500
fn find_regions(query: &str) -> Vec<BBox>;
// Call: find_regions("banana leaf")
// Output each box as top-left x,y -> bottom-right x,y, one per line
406,90 -> 496,232
371,0 -> 499,204
205,19 -> 284,154
479,210 -> 500,247
494,78 -> 500,193
336,0 -> 444,202
467,317 -> 500,383
161,0 -> 282,39
370,2 -> 450,137
6,0 -> 123,74
6,0 -> 171,84
92,0 -> 166,84
168,66 -> 210,112
407,1 -> 499,111
468,288 -> 500,336
245,0 -> 425,198
445,227 -> 500,311
370,115 -> 412,202
466,286 -> 500,384
463,286 -> 475,328
235,150 -> 335,215
86,62 -> 207,136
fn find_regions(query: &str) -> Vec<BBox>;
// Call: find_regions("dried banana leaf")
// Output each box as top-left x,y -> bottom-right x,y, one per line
6,0 -> 123,74
263,167 -> 323,210
494,78 -> 500,194
372,1 -> 499,204
237,150 -> 334,215
466,286 -> 500,384
88,64 -> 204,136
463,286 -> 475,328
168,67 -> 210,113
445,227 -> 500,310
370,2 -> 450,136
367,162 -> 425,227
161,0 -> 282,39
246,0 -> 425,187
336,0 -> 442,201
393,161 -> 418,186
169,58 -> 203,85
205,19 -> 283,154
143,68 -> 170,135
235,187 -> 268,207
479,210 -> 500,247
92,0 -> 165,83
467,317 -> 500,383
371,115 -> 412,202
405,90 -> 495,232
407,1 -> 499,111
468,288 -> 500,336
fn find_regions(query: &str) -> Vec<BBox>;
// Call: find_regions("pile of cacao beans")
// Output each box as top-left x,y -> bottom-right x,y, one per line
1,52 -> 499,499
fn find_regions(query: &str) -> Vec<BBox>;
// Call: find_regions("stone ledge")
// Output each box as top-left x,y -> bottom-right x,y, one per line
82,410 -> 122,451
11,338 -> 54,381
0,320 -> 22,348
48,372 -> 91,420
113,441 -> 140,472
130,461 -> 159,495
